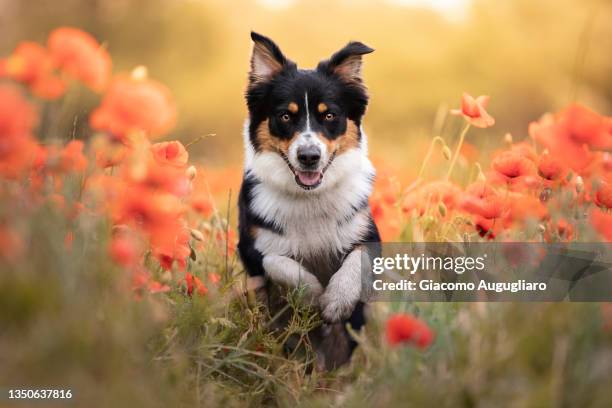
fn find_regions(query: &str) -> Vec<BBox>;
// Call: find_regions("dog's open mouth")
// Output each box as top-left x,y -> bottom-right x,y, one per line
280,151 -> 336,191
295,171 -> 323,189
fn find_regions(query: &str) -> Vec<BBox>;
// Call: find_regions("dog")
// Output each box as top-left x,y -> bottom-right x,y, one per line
238,32 -> 380,370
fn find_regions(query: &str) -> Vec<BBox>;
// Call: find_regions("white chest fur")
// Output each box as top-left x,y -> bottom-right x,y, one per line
248,147 -> 374,263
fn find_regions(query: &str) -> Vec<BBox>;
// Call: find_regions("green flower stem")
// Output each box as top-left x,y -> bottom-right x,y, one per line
417,136 -> 447,181
445,122 -> 471,181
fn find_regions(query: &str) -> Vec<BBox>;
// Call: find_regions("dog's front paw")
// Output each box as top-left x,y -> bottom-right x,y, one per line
319,280 -> 360,323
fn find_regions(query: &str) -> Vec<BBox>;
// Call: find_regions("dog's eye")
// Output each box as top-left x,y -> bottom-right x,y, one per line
324,112 -> 336,121
279,113 -> 291,123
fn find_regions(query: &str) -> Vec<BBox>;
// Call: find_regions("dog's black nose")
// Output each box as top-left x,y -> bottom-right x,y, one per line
297,145 -> 321,167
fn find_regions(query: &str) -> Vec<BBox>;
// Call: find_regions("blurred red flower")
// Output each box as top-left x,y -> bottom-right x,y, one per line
191,194 -> 214,217
555,219 -> 574,241
474,216 -> 500,239
590,208 -> 612,242
529,104 -> 610,172
0,84 -> 40,178
148,280 -> 171,294
538,152 -> 566,181
151,141 -> 188,168
153,228 -> 191,271
0,41 -> 66,99
59,140 -> 88,173
402,181 -> 461,216
559,104 -> 611,151
451,92 -> 495,128
92,135 -> 129,168
184,272 -> 208,296
113,187 -> 182,239
0,226 -> 24,261
460,181 -> 505,219
109,234 -> 141,267
492,150 -> 536,181
505,193 -> 548,224
0,83 -> 38,135
90,75 -> 176,140
135,159 -> 191,197
385,313 -> 434,349
48,27 -> 111,92
510,142 -> 538,163
594,181 -> 612,209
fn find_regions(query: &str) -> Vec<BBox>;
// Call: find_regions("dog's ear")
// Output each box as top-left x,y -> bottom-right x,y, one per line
249,32 -> 291,87
317,41 -> 374,85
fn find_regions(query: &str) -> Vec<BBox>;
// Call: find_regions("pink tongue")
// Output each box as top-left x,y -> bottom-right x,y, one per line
297,171 -> 322,186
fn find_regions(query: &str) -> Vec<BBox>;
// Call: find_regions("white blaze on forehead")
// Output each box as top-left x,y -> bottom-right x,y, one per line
305,92 -> 311,132
287,92 -> 328,170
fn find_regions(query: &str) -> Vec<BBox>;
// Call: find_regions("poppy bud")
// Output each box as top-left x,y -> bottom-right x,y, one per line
575,176 -> 584,193
190,228 -> 204,242
186,165 -> 197,181
131,65 -> 148,81
539,187 -> 552,203
442,146 -> 452,160
438,202 -> 447,217
504,133 -> 513,145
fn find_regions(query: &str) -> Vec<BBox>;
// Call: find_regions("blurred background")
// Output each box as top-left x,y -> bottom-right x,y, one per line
1,0 -> 611,171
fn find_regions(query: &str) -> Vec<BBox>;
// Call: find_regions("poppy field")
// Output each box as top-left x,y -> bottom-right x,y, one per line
1,22 -> 612,408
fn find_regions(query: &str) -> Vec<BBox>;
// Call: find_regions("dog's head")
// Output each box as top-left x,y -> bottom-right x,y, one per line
245,32 -> 374,193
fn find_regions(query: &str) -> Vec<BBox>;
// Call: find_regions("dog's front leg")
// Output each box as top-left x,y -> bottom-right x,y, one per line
262,255 -> 324,301
319,247 -> 369,322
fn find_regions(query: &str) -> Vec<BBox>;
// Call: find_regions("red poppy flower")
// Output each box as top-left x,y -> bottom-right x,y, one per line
559,104 -> 611,151
537,152 -> 566,181
402,181 -> 461,216
594,181 -> 612,209
133,159 -> 191,197
48,27 -> 111,92
505,193 -> 548,224
59,140 -> 88,173
151,141 -> 188,167
0,83 -> 38,135
153,228 -> 191,271
370,196 -> 385,220
529,104 -> 609,172
459,182 -> 505,219
184,273 -> 208,296
148,280 -> 171,294
208,272 -> 221,284
474,216 -> 500,240
385,313 -> 434,349
0,85 -> 40,178
90,75 -> 176,140
109,235 -> 141,267
590,208 -> 612,242
113,187 -> 183,240
492,151 -> 536,181
0,41 -> 66,99
510,142 -> 538,163
191,194 -> 214,217
451,92 -> 495,128
555,219 -> 574,241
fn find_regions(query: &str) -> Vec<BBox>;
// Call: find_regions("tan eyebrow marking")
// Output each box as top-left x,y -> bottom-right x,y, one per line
288,102 -> 299,113
317,103 -> 328,113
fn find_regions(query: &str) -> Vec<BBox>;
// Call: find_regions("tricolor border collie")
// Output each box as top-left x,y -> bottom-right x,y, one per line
238,32 -> 380,370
